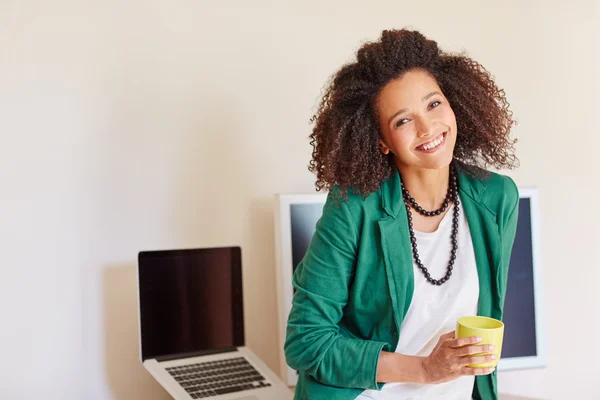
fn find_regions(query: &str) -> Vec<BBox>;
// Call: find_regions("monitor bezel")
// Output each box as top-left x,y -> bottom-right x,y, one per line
497,188 -> 546,371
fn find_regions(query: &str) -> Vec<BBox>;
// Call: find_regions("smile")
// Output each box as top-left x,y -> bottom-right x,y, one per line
415,132 -> 447,153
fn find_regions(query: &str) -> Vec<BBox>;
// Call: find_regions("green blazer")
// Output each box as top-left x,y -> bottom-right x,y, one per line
284,167 -> 520,400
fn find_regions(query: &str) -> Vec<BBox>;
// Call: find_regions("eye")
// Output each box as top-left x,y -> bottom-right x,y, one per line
394,118 -> 409,128
430,100 -> 442,109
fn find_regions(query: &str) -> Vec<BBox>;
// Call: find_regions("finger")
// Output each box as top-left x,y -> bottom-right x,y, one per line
446,335 -> 481,348
459,353 -> 497,366
455,344 -> 495,357
462,367 -> 495,376
439,331 -> 455,341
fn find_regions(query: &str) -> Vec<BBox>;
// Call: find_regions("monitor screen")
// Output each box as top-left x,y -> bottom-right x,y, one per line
502,198 -> 537,358
276,189 -> 544,383
138,247 -> 244,361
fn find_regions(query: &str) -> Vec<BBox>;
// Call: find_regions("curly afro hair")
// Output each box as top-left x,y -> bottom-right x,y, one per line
308,29 -> 518,199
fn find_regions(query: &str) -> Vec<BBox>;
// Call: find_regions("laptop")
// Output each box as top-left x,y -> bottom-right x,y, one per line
137,246 -> 293,400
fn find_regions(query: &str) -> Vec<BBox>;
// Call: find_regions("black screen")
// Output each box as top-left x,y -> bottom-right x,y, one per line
501,198 -> 538,358
138,247 -> 244,361
288,198 -> 539,360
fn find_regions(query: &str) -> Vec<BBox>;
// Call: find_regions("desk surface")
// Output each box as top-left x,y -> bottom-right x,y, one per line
500,394 -> 543,400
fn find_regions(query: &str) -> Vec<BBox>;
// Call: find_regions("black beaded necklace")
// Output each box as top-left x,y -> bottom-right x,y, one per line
400,166 -> 460,286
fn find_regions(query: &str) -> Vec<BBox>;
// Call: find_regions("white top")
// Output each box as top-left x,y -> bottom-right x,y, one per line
357,197 -> 479,400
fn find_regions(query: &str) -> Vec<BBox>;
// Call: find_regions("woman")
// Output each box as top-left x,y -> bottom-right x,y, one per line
284,29 -> 519,400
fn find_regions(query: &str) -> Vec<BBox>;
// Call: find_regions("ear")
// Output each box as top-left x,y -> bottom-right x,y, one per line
379,139 -> 390,155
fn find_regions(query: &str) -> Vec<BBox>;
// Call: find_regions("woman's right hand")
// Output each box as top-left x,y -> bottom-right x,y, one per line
421,331 -> 497,384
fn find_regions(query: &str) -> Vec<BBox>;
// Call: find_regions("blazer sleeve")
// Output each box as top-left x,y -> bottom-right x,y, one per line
284,193 -> 390,390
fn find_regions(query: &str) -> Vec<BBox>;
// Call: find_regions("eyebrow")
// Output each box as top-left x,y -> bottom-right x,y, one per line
386,91 -> 442,125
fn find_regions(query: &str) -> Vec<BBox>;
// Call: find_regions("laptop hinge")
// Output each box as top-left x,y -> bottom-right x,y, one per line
154,347 -> 238,362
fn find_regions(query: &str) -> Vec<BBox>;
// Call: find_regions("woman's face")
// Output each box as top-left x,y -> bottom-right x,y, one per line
376,69 -> 457,171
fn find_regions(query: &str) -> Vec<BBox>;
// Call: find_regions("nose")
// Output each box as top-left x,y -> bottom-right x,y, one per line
415,114 -> 434,138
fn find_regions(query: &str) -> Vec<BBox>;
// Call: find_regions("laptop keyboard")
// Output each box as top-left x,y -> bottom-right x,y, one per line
166,357 -> 271,399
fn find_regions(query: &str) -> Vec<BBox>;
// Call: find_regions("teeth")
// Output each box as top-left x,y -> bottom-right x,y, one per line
421,134 -> 444,150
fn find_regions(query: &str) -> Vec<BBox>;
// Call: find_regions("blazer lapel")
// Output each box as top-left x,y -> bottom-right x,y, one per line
378,171 -> 414,331
458,172 -> 502,319
378,217 -> 414,330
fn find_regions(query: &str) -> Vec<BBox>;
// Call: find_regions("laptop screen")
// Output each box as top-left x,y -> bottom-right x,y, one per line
138,247 -> 244,361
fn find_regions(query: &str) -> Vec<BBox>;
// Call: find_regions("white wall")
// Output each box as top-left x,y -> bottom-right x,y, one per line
1,1 -> 598,399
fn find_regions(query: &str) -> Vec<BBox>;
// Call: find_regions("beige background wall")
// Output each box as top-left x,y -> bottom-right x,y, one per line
1,1 -> 598,399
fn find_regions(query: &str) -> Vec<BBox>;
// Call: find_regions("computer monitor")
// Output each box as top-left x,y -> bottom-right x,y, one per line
274,188 -> 546,386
